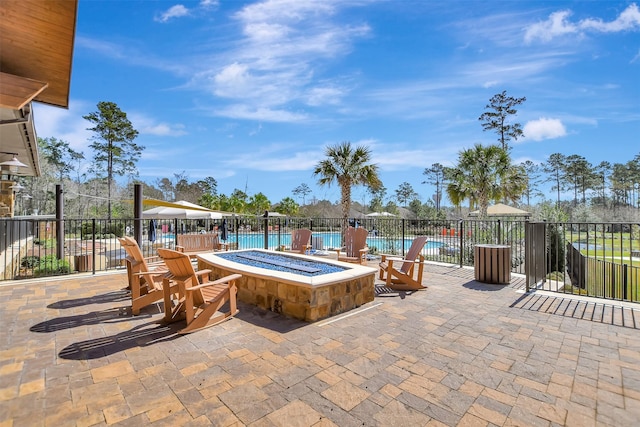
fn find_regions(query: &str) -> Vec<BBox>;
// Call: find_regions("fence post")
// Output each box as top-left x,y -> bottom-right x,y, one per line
263,212 -> 269,249
55,184 -> 64,260
623,264 -> 628,300
133,184 -> 142,244
458,219 -> 464,268
401,218 -> 406,255
173,218 -> 178,247
234,217 -> 239,249
92,218 -> 96,274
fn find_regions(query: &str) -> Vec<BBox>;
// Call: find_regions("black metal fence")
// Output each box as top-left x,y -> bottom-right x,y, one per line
1,217 -> 638,303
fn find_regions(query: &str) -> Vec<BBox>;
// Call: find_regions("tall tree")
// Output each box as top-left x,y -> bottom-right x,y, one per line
479,90 -> 526,151
38,137 -> 83,182
542,153 -> 567,206
564,155 -> 593,205
292,183 -> 312,205
227,189 -> 248,213
275,197 -> 299,216
197,177 -> 218,197
422,163 -> 446,212
84,101 -> 142,218
155,177 -> 173,201
520,160 -> 541,206
395,182 -> 418,207
594,161 -> 612,208
248,192 -> 271,215
368,185 -> 387,213
445,144 -> 525,219
313,142 -> 382,239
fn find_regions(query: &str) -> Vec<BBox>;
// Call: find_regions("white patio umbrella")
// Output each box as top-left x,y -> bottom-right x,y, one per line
365,212 -> 396,217
142,200 -> 224,219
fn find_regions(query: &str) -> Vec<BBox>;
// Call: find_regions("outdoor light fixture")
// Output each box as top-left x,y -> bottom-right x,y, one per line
0,154 -> 27,174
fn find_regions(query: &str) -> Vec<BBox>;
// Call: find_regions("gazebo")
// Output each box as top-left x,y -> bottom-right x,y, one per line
468,203 -> 531,218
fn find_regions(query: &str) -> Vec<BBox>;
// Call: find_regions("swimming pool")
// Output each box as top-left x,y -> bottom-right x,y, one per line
221,231 -> 444,253
151,231 -> 445,255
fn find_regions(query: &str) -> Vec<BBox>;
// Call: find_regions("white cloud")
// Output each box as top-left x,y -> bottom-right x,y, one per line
523,118 -> 567,141
155,5 -> 190,23
524,10 -> 577,43
580,3 -> 640,32
128,113 -> 188,137
214,105 -> 308,122
155,1 -> 219,23
196,0 -> 370,118
200,0 -> 219,9
525,4 -> 640,43
32,102 -> 92,153
306,86 -> 343,106
482,80 -> 499,88
223,144 -> 321,171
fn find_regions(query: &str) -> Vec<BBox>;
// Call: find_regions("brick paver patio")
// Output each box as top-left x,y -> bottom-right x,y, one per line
1,261 -> 639,426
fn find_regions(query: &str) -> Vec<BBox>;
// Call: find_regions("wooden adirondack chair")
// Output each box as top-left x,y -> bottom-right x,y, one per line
378,236 -> 429,291
157,248 -> 241,334
287,229 -> 312,254
336,226 -> 369,264
118,236 -> 179,315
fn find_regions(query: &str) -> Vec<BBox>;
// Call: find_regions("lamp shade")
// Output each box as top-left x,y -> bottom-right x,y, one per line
0,155 -> 27,174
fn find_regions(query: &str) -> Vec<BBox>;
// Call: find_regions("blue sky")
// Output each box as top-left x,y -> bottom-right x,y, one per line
34,0 -> 640,206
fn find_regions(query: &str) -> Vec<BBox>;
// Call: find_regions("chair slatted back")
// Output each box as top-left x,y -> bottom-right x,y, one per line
400,236 -> 429,273
157,248 -> 205,306
344,227 -> 368,257
122,236 -> 153,272
291,229 -> 312,253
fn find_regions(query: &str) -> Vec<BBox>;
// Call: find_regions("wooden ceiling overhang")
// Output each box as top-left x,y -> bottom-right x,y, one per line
0,0 -> 78,178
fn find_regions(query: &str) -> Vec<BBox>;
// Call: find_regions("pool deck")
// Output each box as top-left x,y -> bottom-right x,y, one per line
1,258 -> 639,426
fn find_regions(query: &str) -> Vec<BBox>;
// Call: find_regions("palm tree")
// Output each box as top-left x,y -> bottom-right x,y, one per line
446,144 -> 525,219
313,142 -> 382,240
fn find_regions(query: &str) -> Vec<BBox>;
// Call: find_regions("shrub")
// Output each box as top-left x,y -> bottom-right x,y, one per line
20,255 -> 40,269
81,222 -> 124,239
33,255 -> 71,277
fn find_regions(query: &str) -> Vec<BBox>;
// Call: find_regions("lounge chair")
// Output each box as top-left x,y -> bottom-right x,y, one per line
287,228 -> 312,254
336,226 -> 369,264
378,236 -> 429,291
118,236 -> 179,315
157,248 -> 241,334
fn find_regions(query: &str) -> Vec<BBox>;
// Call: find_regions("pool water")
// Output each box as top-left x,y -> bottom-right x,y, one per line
222,231 -> 444,253
150,230 -> 445,254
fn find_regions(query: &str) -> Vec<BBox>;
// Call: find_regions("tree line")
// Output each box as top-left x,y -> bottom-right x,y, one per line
17,94 -> 639,224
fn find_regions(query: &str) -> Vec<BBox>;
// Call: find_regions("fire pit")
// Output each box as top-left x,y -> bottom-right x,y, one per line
197,249 -> 376,322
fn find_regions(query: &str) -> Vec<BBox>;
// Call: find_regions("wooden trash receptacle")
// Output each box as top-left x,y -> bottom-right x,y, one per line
74,253 -> 93,272
474,244 -> 511,284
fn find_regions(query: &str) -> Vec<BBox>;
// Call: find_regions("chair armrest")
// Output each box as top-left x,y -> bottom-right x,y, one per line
134,269 -> 169,276
185,273 -> 242,291
380,254 -> 403,262
195,269 -> 212,278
